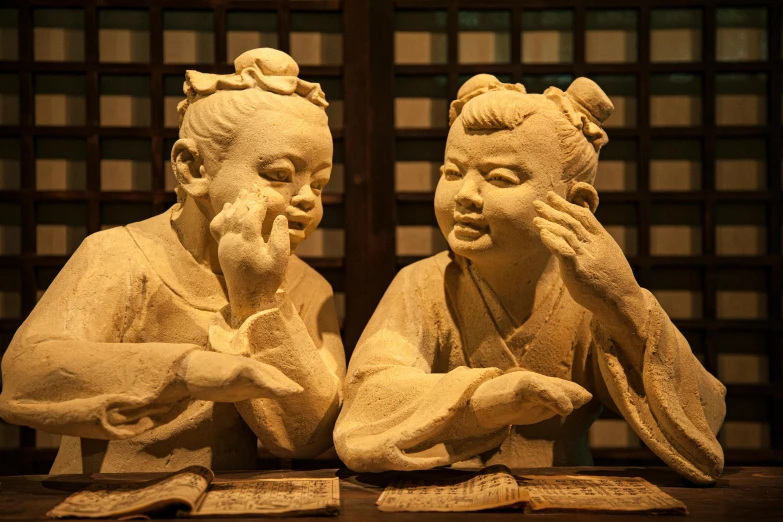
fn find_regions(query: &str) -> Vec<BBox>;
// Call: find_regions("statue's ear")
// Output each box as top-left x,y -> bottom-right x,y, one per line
567,181 -> 599,213
171,138 -> 209,200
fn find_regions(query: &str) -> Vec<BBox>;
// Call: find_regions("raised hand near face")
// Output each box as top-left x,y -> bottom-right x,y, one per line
533,190 -> 648,360
210,188 -> 290,326
470,371 -> 593,430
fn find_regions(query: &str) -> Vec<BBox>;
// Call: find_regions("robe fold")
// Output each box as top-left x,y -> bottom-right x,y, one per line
0,210 -> 345,473
334,251 -> 726,484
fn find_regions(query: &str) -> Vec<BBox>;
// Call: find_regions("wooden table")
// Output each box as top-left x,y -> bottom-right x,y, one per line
0,467 -> 781,521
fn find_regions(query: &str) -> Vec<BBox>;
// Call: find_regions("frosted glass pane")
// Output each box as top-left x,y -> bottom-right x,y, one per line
653,290 -> 702,319
395,98 -> 448,128
589,419 -> 640,448
396,162 -> 440,192
295,229 -> 344,257
718,354 -> 768,384
396,226 -> 448,256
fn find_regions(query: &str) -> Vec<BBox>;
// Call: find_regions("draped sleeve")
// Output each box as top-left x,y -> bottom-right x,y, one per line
334,258 -> 508,472
0,229 -> 198,440
207,260 -> 345,459
591,289 -> 726,485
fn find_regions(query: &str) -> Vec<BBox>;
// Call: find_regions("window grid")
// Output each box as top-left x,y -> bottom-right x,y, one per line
392,0 -> 783,467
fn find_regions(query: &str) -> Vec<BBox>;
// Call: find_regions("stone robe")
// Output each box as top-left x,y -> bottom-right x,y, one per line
334,251 -> 725,484
0,210 -> 345,474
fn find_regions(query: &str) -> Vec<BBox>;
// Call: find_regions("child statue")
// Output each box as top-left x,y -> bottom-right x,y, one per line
0,49 -> 345,473
334,75 -> 726,485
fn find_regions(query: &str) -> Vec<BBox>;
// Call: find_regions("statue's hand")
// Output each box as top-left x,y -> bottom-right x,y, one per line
471,371 -> 592,430
180,350 -> 302,402
533,191 -> 646,330
210,189 -> 290,325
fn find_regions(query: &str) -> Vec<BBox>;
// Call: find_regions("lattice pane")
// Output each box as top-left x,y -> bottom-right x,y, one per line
35,74 -> 86,126
650,74 -> 702,127
290,12 -> 342,66
0,8 -> 19,61
395,138 -> 443,193
100,139 -> 152,192
33,8 -> 84,63
715,138 -> 765,191
458,10 -> 510,64
395,75 -> 448,129
651,9 -> 701,63
100,75 -> 151,128
0,138 -> 20,190
163,10 -> 215,64
585,10 -> 637,64
98,9 -> 149,63
650,139 -> 701,191
395,10 -> 447,65
0,203 -> 21,257
36,202 -> 87,256
35,138 -> 87,191
522,10 -> 573,64
226,11 -> 277,63
716,8 -> 768,62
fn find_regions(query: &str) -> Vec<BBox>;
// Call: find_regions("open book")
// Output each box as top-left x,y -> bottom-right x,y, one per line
47,466 -> 341,519
376,465 -> 688,515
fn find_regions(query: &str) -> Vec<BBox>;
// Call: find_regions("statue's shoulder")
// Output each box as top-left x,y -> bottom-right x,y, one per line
392,251 -> 453,292
288,254 -> 334,296
76,224 -> 140,258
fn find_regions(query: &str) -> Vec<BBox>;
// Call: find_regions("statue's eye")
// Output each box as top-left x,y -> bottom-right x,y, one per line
261,170 -> 291,182
486,169 -> 521,186
443,168 -> 463,181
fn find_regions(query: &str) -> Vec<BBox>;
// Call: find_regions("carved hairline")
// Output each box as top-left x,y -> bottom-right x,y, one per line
449,75 -> 613,153
176,48 -> 328,128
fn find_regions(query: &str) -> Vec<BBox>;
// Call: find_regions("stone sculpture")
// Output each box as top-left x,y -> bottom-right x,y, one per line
0,49 -> 345,474
334,75 -> 726,485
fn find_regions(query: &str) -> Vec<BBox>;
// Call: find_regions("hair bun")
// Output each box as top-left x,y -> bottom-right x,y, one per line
566,77 -> 613,124
450,74 -> 526,126
233,48 -> 299,78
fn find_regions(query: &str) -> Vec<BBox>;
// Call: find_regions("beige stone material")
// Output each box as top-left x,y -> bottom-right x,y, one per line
334,75 -> 726,485
0,49 -> 345,473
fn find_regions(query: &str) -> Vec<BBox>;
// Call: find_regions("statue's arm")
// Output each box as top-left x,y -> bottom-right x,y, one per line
333,265 -> 508,473
0,232 -> 199,440
590,290 -> 726,485
209,282 -> 344,459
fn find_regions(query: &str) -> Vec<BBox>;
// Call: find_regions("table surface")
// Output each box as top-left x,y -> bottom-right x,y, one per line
0,466 -> 781,521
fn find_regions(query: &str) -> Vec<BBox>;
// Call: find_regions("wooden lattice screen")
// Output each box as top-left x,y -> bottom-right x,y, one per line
0,0 -> 781,473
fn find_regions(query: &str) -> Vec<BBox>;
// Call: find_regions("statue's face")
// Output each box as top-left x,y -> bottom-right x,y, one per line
205,108 -> 333,252
434,113 -> 564,263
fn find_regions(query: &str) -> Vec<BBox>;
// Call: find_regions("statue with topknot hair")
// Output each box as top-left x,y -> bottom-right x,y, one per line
335,74 -> 726,485
0,49 -> 345,473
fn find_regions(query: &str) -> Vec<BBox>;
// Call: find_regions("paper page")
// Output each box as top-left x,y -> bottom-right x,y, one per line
47,466 -> 213,519
192,477 -> 340,517
518,475 -> 688,515
376,465 -> 528,513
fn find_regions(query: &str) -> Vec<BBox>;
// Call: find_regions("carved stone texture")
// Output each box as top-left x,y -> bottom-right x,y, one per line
0,49 -> 346,474
334,74 -> 726,485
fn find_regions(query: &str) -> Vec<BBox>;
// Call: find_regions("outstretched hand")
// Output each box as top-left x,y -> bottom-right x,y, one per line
533,191 -> 645,330
471,371 -> 593,430
210,188 -> 290,326
180,350 -> 302,403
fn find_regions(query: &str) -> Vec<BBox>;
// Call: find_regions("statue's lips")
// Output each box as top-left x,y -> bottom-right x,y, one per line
453,217 -> 487,240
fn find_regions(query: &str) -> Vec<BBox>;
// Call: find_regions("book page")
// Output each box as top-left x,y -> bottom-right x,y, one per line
518,475 -> 688,515
192,477 -> 340,517
47,466 -> 213,519
376,465 -> 528,513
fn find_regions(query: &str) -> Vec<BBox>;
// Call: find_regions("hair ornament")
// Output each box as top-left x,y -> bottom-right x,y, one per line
543,77 -> 613,153
448,74 -> 526,126
176,48 -> 328,127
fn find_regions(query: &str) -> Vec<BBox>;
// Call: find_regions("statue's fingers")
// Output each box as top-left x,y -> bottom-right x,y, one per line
539,229 -> 576,262
242,360 -> 303,399
268,215 -> 291,261
209,209 -> 228,241
241,200 -> 265,241
559,381 -> 593,409
534,217 -> 584,254
546,191 -> 601,234
533,200 -> 589,241
537,387 -> 573,417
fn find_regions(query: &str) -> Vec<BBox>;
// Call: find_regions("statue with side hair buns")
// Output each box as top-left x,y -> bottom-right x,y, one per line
334,75 -> 726,485
0,49 -> 345,473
